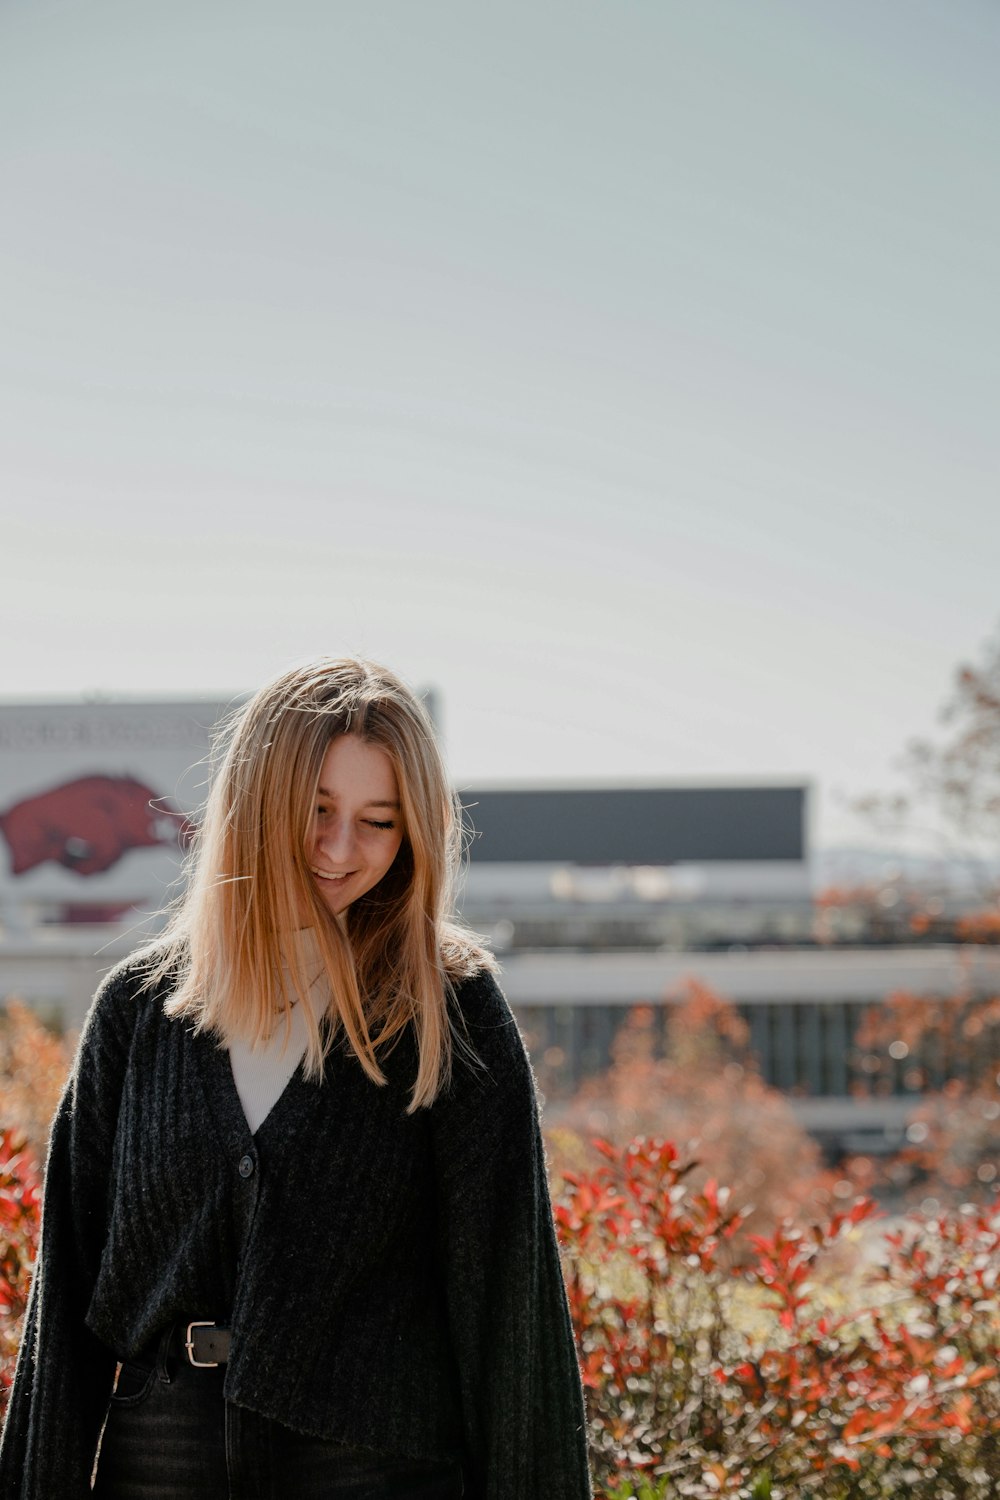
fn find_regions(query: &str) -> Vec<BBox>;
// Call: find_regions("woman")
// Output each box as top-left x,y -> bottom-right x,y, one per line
0,658 -> 593,1500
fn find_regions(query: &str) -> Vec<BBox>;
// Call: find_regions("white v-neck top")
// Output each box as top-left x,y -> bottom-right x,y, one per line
228,925 -> 334,1135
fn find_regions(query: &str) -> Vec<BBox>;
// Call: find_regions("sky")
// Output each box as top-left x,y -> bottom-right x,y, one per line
2,0 -> 998,853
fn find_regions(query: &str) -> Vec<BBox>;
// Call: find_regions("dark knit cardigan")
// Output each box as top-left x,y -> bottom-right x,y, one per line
0,951 -> 593,1499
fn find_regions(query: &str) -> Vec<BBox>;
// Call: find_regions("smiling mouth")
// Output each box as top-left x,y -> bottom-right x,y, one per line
310,868 -> 355,883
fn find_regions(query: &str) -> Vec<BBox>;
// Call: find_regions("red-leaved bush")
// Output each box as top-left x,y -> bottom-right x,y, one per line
553,1135 -> 1000,1499
0,1129 -> 41,1413
549,989 -> 832,1246
2,997 -> 999,1497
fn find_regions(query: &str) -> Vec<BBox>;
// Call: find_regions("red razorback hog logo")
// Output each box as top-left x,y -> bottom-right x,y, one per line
0,775 -> 195,877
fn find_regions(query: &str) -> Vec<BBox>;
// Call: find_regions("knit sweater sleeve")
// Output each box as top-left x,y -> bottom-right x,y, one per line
430,970 -> 593,1500
0,959 -> 139,1500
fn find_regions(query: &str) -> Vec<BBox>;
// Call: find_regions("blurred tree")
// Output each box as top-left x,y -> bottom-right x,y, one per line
844,989 -> 1000,1208
0,1000 -> 73,1159
548,982 -> 830,1243
854,621 -> 1000,895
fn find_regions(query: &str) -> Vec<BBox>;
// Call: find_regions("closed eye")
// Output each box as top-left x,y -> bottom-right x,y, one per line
366,819 -> 396,831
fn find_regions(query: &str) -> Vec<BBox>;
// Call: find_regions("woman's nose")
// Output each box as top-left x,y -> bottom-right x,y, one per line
316,818 -> 355,864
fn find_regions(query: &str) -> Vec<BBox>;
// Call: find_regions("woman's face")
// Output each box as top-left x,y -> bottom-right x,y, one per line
305,734 -> 405,917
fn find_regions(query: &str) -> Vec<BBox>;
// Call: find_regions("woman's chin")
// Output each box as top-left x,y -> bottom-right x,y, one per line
314,874 -> 362,917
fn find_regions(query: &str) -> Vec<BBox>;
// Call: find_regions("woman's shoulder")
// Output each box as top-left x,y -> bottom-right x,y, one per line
99,935 -> 182,996
444,965 -> 537,1093
83,937 -> 184,1042
431,967 -> 545,1143
447,964 -> 512,1030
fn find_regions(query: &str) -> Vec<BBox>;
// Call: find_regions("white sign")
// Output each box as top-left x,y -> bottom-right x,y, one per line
0,701 -> 238,913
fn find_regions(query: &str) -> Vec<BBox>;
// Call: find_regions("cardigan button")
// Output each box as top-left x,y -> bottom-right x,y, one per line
238,1155 -> 256,1179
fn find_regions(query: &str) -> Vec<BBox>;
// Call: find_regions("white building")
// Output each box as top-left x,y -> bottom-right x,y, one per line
3,702 -> 992,1159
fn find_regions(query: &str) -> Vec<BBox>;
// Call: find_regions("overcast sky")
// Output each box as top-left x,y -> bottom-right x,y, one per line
2,0 -> 998,852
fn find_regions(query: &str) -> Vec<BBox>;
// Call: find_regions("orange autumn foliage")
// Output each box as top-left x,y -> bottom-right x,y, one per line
551,982 -> 830,1242
0,1000 -> 74,1162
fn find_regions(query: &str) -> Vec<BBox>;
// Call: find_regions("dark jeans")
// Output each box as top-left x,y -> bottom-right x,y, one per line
93,1328 -> 466,1499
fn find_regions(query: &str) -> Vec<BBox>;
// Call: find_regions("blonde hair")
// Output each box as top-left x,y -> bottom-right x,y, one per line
153,657 -> 495,1112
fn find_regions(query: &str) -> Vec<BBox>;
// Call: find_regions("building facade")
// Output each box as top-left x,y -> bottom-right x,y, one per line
2,703 -> 994,1162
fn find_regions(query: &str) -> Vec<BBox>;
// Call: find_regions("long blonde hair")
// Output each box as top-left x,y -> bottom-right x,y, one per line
152,657 -> 495,1112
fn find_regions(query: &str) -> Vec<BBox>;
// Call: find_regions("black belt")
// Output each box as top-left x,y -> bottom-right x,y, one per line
134,1319 -> 232,1370
181,1320 -> 231,1367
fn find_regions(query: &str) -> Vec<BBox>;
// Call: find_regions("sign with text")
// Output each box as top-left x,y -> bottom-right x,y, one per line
0,701 -> 237,913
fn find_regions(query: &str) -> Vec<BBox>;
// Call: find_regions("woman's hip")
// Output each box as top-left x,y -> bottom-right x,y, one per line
93,1324 -> 465,1500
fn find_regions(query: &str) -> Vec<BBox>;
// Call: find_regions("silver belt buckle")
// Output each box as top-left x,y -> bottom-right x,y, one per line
185,1320 -> 221,1368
